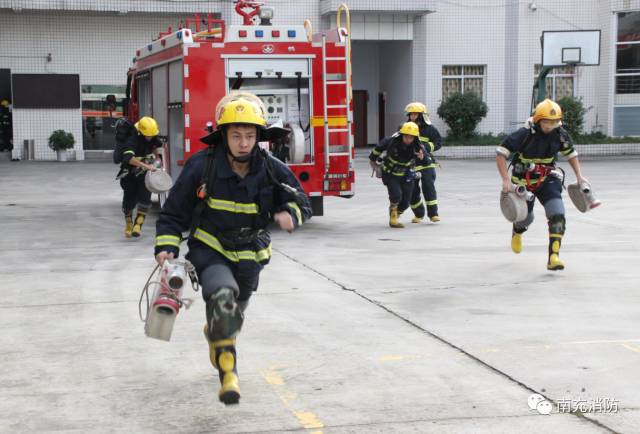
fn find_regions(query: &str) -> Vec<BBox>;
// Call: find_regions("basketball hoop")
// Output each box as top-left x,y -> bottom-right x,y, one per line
531,30 -> 600,107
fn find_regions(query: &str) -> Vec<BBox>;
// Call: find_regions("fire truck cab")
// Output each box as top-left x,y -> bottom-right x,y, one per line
125,1 -> 355,215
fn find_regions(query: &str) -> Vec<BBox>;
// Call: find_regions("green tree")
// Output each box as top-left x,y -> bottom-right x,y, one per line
437,92 -> 488,138
557,96 -> 586,138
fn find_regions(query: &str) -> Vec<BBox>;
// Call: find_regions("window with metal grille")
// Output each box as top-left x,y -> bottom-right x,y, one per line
533,64 -> 576,101
441,65 -> 486,100
615,11 -> 640,94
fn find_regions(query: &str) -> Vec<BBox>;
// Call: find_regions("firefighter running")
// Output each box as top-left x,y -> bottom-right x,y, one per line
118,116 -> 162,238
496,99 -> 590,271
369,122 -> 426,228
154,94 -> 312,405
0,100 -> 12,155
404,102 -> 443,223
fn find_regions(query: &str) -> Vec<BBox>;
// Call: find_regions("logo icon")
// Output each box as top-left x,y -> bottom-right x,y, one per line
262,44 -> 275,54
528,393 -> 552,415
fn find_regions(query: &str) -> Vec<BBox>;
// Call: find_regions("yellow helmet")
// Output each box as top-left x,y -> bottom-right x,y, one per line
404,102 -> 428,114
532,99 -> 563,124
216,97 -> 267,127
134,116 -> 159,137
0,99 -> 9,107
399,121 -> 420,137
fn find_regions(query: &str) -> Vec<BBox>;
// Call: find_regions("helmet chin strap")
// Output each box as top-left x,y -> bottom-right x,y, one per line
230,151 -> 253,163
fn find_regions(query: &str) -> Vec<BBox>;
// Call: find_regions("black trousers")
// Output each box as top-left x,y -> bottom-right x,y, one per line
382,173 -> 413,208
120,174 -> 152,215
187,244 -> 260,304
418,167 -> 438,217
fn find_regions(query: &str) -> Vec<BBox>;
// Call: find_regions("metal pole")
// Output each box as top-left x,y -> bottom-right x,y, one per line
322,34 -> 329,173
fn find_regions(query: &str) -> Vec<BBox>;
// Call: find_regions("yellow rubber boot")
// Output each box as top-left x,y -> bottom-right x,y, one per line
203,324 -> 218,369
124,216 -> 133,238
430,216 -> 441,223
213,339 -> 240,405
131,212 -> 146,237
411,216 -> 423,224
511,232 -> 523,254
389,204 -> 404,228
547,234 -> 565,271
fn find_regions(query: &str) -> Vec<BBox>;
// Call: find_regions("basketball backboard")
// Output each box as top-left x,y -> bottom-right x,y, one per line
542,30 -> 601,66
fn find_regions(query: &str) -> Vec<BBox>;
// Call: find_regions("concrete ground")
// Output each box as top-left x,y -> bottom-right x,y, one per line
1,155 -> 639,434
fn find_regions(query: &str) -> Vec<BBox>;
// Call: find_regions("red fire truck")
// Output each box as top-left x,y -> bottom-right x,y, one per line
125,1 -> 355,215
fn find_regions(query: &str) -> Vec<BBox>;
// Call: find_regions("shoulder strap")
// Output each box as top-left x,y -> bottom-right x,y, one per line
187,147 -> 217,240
513,130 -> 535,161
259,148 -> 308,205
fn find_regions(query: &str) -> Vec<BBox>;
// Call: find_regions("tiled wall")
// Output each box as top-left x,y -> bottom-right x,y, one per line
0,9 -> 194,159
12,108 -> 82,160
0,0 -> 633,159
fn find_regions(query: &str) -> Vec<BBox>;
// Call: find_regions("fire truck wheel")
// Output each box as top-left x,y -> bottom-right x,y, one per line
311,196 -> 323,216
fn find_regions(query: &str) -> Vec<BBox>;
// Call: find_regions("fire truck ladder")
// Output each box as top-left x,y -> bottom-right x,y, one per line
321,3 -> 353,174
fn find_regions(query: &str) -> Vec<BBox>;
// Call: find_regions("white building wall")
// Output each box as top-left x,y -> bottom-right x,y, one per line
412,0 -> 622,137
0,9 -> 194,159
0,0 -> 633,158
515,0 -> 608,136
13,108 -> 82,160
420,1 -> 507,136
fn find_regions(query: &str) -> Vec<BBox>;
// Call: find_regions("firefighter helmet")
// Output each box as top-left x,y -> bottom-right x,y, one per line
0,99 -> 9,108
399,122 -> 420,137
201,92 -> 289,146
404,102 -> 428,115
532,99 -> 563,124
135,116 -> 159,137
216,97 -> 267,127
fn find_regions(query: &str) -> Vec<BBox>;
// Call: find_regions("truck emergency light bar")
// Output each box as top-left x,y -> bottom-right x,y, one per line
135,29 -> 194,60
227,26 -> 307,42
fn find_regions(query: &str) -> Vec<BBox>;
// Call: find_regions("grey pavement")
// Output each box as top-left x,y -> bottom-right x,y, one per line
0,155 -> 638,433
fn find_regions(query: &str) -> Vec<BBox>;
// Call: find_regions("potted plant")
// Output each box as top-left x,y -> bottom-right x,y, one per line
48,130 -> 76,161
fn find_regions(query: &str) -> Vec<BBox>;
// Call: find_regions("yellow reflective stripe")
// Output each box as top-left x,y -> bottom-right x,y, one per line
519,155 -> 555,164
496,146 -> 511,157
415,164 -> 437,170
311,116 -> 348,127
411,200 -> 423,209
550,233 -> 563,238
193,228 -> 272,263
418,137 -> 435,153
511,176 -> 546,185
426,200 -> 438,206
387,156 -> 411,166
372,149 -> 382,156
206,198 -> 259,214
123,150 -> 135,155
560,147 -> 576,156
155,235 -> 181,247
287,201 -> 303,226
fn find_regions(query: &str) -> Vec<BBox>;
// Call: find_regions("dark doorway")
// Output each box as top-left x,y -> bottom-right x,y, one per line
0,69 -> 11,103
353,90 -> 368,147
378,92 -> 386,140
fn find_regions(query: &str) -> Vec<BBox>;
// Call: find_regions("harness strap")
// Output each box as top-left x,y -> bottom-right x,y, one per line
524,164 -> 553,191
